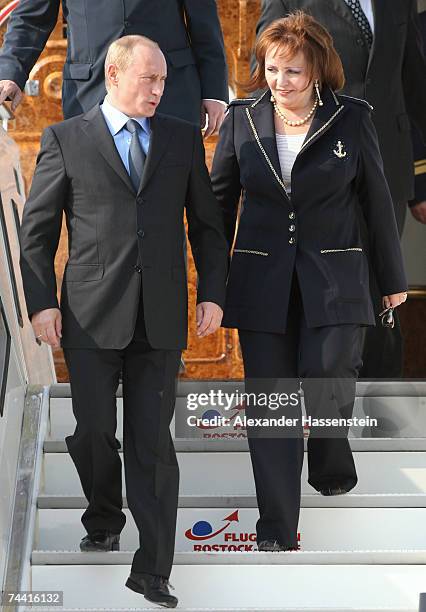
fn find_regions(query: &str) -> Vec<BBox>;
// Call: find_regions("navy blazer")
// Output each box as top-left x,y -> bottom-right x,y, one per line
253,0 -> 426,206
210,87 -> 407,334
0,0 -> 228,122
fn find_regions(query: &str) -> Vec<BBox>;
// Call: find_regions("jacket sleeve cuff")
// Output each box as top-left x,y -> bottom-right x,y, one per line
0,65 -> 28,91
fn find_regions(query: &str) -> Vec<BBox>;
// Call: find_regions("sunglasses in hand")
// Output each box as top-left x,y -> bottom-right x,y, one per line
378,306 -> 395,328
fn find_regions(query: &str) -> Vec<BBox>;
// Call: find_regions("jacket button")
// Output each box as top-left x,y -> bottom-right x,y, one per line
137,196 -> 145,205
289,224 -> 296,232
134,265 -> 142,273
356,37 -> 364,46
289,212 -> 295,220
289,237 -> 296,245
137,229 -> 145,238
124,20 -> 131,28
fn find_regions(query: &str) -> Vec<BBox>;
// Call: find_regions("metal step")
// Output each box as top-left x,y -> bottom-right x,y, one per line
35,508 -> 426,553
37,493 -> 426,509
41,451 -> 426,496
47,381 -> 426,441
43,437 -> 426,453
30,564 -> 426,609
31,550 -> 426,565
20,608 -> 419,612
20,608 -> 416,612
49,381 -> 426,397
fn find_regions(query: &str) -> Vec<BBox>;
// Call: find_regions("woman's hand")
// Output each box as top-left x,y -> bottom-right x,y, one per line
382,292 -> 408,309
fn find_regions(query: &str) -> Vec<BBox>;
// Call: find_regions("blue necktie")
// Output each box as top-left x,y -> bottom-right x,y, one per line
126,119 -> 146,192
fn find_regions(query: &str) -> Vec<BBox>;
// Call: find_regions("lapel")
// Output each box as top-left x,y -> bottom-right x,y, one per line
138,112 -> 172,194
323,0 -> 361,31
298,87 -> 345,155
244,87 -> 345,198
366,0 -> 384,76
81,105 -> 172,196
244,90 -> 289,199
81,104 -> 135,195
326,0 -> 376,65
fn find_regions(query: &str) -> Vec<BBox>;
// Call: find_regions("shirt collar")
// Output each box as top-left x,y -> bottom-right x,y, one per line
101,96 -> 150,136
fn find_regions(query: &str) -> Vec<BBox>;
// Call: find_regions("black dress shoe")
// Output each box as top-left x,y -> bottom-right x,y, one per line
257,540 -> 297,552
125,572 -> 178,608
80,530 -> 120,552
320,486 -> 348,496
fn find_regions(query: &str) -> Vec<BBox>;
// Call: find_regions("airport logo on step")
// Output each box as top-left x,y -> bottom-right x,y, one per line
185,510 -> 302,552
195,402 -> 247,439
185,510 -> 257,551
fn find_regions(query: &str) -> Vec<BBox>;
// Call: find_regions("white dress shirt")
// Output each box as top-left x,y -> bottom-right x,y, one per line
276,132 -> 307,194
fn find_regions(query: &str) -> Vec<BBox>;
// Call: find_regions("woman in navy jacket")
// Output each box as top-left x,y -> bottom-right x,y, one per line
211,12 -> 408,552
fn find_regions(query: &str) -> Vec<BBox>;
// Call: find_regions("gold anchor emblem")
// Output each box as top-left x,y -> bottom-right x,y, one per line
333,140 -> 347,158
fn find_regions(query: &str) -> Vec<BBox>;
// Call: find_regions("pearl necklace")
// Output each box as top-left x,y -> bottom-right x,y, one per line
272,97 -> 318,127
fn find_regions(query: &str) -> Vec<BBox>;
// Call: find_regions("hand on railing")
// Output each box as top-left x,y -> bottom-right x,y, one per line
0,80 -> 23,112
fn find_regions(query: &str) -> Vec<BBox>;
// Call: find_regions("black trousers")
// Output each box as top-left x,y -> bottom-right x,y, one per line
63,301 -> 181,577
238,273 -> 363,548
359,200 -> 405,379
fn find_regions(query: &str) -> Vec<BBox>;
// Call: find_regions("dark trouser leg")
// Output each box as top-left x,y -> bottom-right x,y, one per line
63,348 -> 126,535
359,201 -> 406,379
299,323 -> 363,493
238,278 -> 304,548
122,334 -> 181,577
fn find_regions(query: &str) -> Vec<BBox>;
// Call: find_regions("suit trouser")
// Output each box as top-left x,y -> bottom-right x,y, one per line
238,273 -> 362,548
359,200 -> 405,379
63,304 -> 181,577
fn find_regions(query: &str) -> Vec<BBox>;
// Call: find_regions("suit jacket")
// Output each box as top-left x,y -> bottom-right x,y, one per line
210,87 -> 407,333
19,105 -> 228,350
254,0 -> 426,204
410,10 -> 426,205
0,0 -> 229,122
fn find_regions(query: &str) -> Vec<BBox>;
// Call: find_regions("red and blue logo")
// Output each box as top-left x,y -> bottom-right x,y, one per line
196,402 -> 246,431
184,510 -> 259,551
185,510 -> 240,540
184,510 -> 301,552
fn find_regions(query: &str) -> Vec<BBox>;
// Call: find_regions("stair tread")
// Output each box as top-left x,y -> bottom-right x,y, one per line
30,564 -> 426,610
43,438 -> 426,452
49,380 -> 426,397
37,493 -> 426,510
31,549 -> 426,566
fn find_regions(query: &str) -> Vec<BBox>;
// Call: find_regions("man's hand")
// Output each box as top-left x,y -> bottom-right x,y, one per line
31,308 -> 62,348
196,301 -> 223,337
410,201 -> 426,224
200,100 -> 226,139
382,292 -> 408,310
0,80 -> 23,112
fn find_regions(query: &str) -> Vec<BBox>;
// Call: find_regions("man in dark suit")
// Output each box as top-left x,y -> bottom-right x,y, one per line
253,0 -> 426,377
409,3 -> 426,222
0,0 -> 228,135
19,35 -> 228,608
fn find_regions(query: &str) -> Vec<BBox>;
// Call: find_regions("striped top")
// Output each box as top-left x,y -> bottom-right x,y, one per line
276,132 -> 307,194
